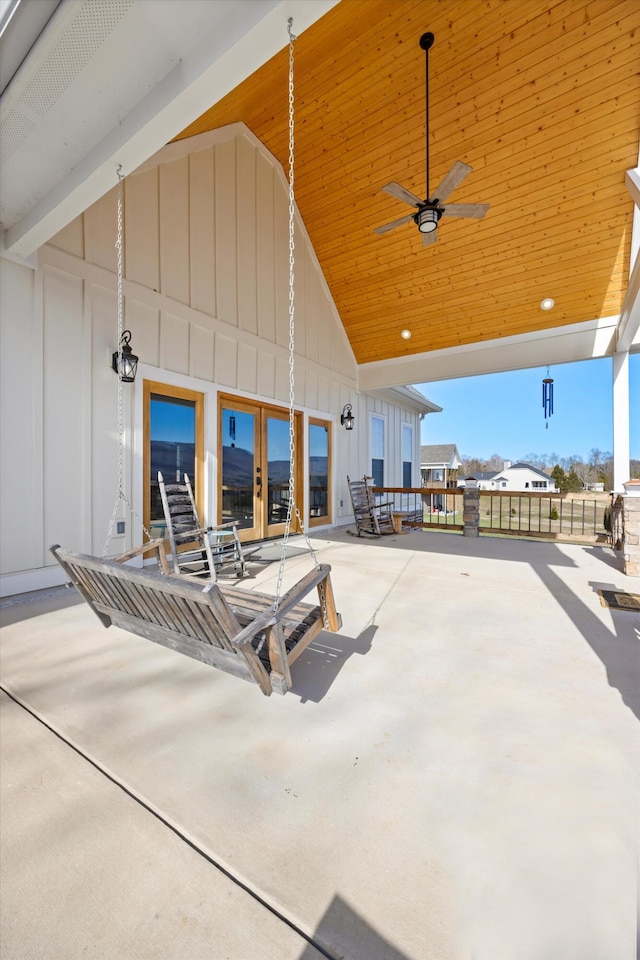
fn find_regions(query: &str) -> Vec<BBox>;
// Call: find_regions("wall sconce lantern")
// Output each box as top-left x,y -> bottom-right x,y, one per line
111,330 -> 138,383
340,403 -> 355,431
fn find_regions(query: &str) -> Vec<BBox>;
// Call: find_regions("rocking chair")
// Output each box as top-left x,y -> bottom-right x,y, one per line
158,471 -> 247,580
346,475 -> 395,537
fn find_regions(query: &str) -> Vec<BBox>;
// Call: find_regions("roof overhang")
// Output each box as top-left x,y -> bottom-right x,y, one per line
369,385 -> 443,416
0,0 -> 339,259
357,314 -> 629,390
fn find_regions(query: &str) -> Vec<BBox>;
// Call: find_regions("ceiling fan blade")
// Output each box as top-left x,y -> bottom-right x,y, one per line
441,202 -> 489,219
428,160 -> 472,204
422,230 -> 438,247
374,213 -> 416,235
382,181 -> 424,207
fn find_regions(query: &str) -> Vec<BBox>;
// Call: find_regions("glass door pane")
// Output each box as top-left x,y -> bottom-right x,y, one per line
309,420 -> 330,525
266,414 -> 291,533
220,405 -> 259,538
148,393 -> 196,538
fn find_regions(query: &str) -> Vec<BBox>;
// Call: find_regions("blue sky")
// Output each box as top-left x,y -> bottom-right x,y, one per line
416,355 -> 640,462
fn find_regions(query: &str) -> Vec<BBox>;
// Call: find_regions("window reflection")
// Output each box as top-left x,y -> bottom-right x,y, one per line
309,421 -> 329,521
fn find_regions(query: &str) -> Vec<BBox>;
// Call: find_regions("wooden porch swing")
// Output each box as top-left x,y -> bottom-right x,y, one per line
51,19 -> 342,696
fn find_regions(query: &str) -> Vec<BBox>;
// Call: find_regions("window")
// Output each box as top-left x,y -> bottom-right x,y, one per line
309,418 -> 331,525
370,415 -> 385,487
532,480 -> 547,489
144,381 -> 204,537
401,424 -> 413,487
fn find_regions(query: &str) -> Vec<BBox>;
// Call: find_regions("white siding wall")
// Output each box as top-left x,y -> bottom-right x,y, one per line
0,125 -> 424,592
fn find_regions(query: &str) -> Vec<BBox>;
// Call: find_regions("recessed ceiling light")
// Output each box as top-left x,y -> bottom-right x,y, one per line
401,329 -> 412,339
540,298 -> 555,311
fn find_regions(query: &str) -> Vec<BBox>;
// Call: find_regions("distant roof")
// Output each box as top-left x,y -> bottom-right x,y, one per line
373,386 -> 442,415
509,461 -> 555,480
466,463 -> 557,483
420,444 -> 461,467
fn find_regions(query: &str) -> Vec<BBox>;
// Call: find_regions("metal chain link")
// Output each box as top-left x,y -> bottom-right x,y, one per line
103,169 -> 151,556
273,19 -> 327,624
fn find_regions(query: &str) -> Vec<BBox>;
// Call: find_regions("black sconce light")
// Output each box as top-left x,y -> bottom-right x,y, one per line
341,403 -> 355,431
111,330 -> 138,383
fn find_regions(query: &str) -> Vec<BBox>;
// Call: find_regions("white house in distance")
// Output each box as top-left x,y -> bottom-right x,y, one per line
420,444 -> 461,487
465,462 -> 559,493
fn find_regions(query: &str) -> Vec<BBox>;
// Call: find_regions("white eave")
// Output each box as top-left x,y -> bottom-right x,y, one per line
0,0 -> 339,258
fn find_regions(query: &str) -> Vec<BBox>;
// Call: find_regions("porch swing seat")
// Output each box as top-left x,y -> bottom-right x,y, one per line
50,544 -> 341,696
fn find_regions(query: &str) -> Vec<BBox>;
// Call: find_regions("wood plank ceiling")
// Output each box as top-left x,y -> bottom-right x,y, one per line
175,0 -> 640,366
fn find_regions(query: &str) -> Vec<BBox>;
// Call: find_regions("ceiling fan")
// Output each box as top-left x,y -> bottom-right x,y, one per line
375,32 -> 489,247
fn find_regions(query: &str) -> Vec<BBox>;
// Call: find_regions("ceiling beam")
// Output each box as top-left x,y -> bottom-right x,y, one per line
357,316 -> 620,391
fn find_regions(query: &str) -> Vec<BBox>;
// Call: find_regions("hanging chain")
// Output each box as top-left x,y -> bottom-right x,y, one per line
273,19 -> 326,622
103,168 -> 151,556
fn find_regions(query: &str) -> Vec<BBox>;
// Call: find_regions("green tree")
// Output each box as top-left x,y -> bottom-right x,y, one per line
551,464 -> 568,492
565,469 -> 583,492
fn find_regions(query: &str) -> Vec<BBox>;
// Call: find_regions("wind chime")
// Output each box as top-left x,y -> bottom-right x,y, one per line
542,367 -> 554,429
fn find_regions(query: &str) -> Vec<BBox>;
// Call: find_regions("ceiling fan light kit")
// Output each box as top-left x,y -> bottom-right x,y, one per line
416,207 -> 440,233
375,31 -> 488,246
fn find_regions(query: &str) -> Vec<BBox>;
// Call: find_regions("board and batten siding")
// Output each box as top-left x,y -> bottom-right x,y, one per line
0,124 -> 426,593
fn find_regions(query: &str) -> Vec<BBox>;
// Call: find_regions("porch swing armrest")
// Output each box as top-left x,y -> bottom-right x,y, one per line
114,538 -> 170,574
232,611 -> 278,648
273,563 -> 339,622
230,564 -> 337,648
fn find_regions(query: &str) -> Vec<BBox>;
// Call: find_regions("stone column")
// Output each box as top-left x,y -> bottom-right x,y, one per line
622,480 -> 640,577
463,482 -> 480,538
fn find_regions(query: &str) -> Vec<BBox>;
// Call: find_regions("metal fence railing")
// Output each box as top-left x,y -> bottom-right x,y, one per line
372,486 -> 463,532
371,486 -> 610,543
477,491 -> 609,541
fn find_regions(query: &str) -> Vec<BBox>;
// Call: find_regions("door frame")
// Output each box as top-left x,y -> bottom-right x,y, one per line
217,392 -> 303,541
143,380 -> 205,536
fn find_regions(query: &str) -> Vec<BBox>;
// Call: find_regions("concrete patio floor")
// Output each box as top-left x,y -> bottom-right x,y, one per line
1,528 -> 638,960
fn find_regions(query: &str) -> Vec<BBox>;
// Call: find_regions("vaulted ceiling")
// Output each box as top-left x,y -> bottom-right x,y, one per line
2,0 -> 638,386
175,0 -> 640,368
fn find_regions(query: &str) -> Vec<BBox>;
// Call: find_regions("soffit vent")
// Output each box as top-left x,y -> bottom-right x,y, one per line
0,109 -> 36,165
20,0 -> 133,117
0,0 -> 132,169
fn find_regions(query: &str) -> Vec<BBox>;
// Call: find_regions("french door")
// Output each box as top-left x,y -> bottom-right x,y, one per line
218,395 -> 302,541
